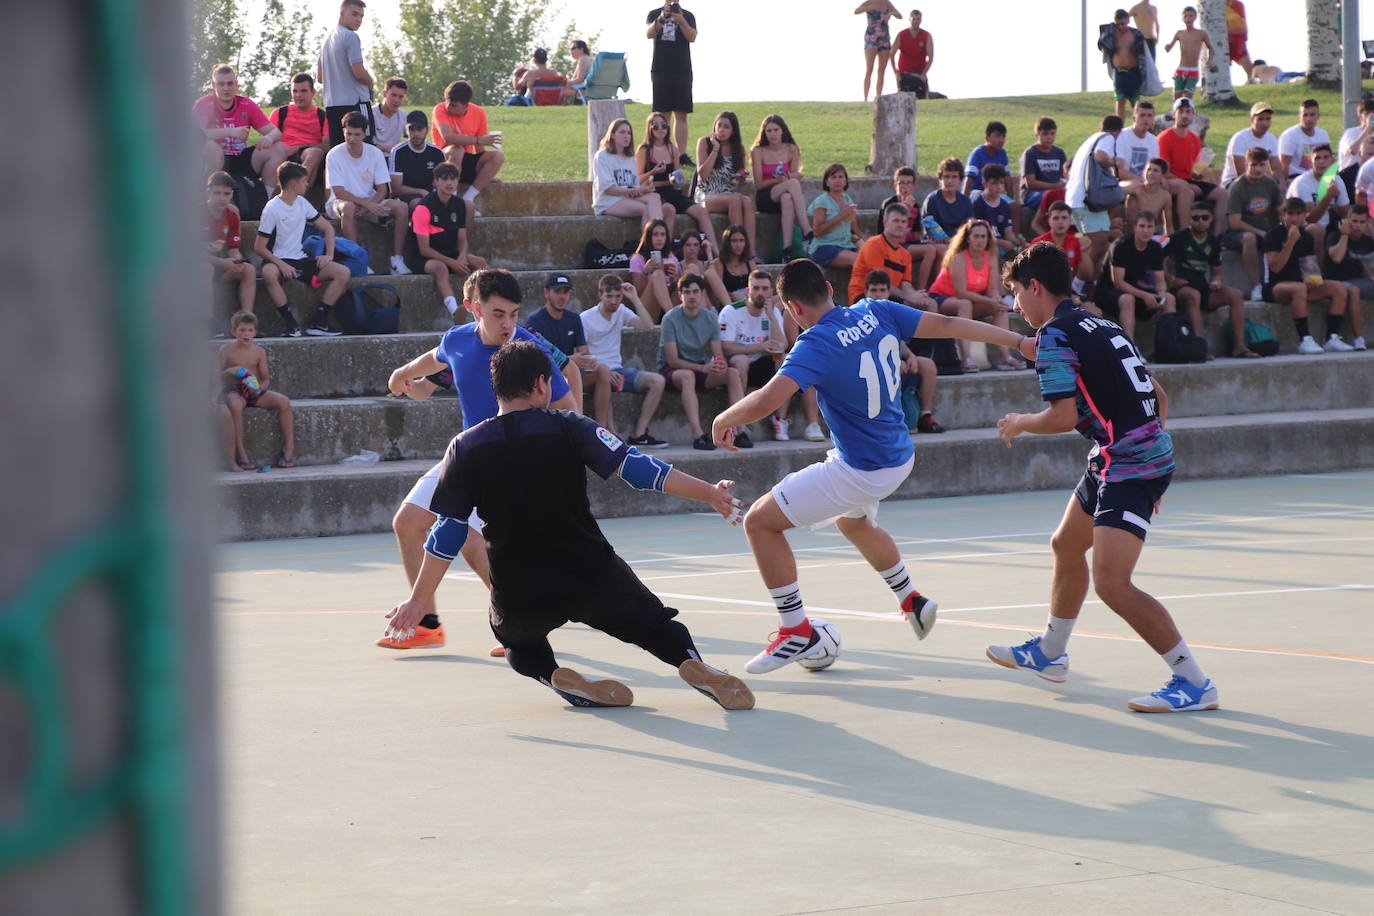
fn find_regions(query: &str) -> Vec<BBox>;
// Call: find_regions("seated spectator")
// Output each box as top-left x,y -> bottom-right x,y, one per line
1341,134 -> 1374,203
205,171 -> 256,321
406,162 -> 488,319
1265,198 -> 1353,353
881,165 -> 940,289
1158,97 -> 1226,231
971,164 -> 1024,261
1067,115 -> 1128,279
1337,98 -> 1374,171
848,202 -> 934,307
267,73 -> 328,190
326,112 -> 411,275
255,162 -> 352,336
1285,142 -> 1348,253
1322,211 -> 1371,350
964,121 -> 1009,197
1224,146 -> 1283,300
922,156 -> 973,241
1094,210 -> 1177,341
720,269 -> 791,439
864,270 -> 944,433
1030,184 -> 1068,237
431,80 -> 505,214
371,76 -> 409,154
524,273 -> 593,410
928,219 -> 1018,371
219,311 -> 295,469
1032,201 -> 1096,297
1125,158 -> 1176,235
677,231 -> 731,307
711,224 -> 755,302
751,114 -> 809,260
194,64 -> 282,189
579,274 -> 669,445
593,117 -> 665,226
695,111 -> 758,259
568,39 -> 593,90
1221,102 -> 1278,186
1165,201 -> 1250,357
389,110 -> 445,206
807,163 -> 863,272
630,219 -> 681,322
658,273 -> 749,451
1020,117 -> 1068,211
638,113 -> 715,253
507,47 -> 563,105
1278,99 -> 1329,186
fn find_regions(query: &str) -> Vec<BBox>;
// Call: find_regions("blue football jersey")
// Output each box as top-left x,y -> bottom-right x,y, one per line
435,324 -> 570,429
778,298 -> 923,471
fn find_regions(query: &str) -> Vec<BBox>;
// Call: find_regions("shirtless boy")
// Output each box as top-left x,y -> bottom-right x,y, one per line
1126,158 -> 1176,235
1164,6 -> 1213,100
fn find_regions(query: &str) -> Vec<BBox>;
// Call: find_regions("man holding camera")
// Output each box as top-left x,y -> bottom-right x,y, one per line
646,2 -> 697,154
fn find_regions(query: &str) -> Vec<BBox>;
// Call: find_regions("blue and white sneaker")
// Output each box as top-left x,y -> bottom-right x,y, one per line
985,636 -> 1070,683
548,668 -> 633,708
1128,675 -> 1219,713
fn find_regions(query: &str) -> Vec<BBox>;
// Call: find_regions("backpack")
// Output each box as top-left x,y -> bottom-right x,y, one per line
1083,136 -> 1124,212
231,172 -> 269,221
583,238 -> 631,270
1243,317 -> 1280,356
273,105 -> 327,136
1153,312 -> 1208,363
336,282 -> 400,335
301,227 -> 370,277
907,336 -> 963,375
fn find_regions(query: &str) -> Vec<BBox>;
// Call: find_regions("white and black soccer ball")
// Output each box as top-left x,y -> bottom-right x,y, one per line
797,617 -> 842,671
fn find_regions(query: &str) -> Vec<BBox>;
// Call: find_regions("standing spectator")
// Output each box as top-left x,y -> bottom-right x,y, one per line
593,118 -> 666,227
219,312 -> 295,470
1125,159 -> 1176,236
1337,99 -> 1374,170
525,273 -> 593,409
807,163 -> 863,271
1278,100 -> 1330,186
963,121 -> 1009,197
193,64 -> 281,184
255,162 -> 351,337
638,113 -> 717,255
1265,199 -> 1353,353
1093,210 -> 1177,341
854,0 -> 900,102
1224,146 -> 1282,300
630,219 -> 681,322
1130,0 -> 1159,59
658,274 -> 748,451
579,275 -> 670,445
922,156 -> 973,240
751,114 -> 808,261
406,162 -> 487,319
1221,102 -> 1278,185
389,110 -> 444,205
720,270 -> 791,438
1098,9 -> 1147,119
848,202 -> 931,306
205,171 -> 257,322
1020,117 -> 1068,211
928,220 -> 1019,371
267,73 -> 328,191
1159,98 -> 1226,230
326,112 -> 410,275
317,0 -> 374,148
1225,0 -> 1254,82
1163,6 -> 1211,100
1032,201 -> 1097,296
646,1 -> 697,151
1165,201 -> 1252,357
371,77 -> 408,154
711,224 -> 755,302
677,231 -> 731,307
1066,116 -> 1127,278
1322,211 -> 1371,350
882,166 -> 940,290
431,81 -> 505,215
971,164 -> 1024,260
694,112 -> 757,260
1286,143 -> 1348,253
891,8 -> 933,96
864,270 -> 944,433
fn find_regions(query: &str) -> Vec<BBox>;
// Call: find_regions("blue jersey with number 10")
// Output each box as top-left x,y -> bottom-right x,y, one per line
778,298 -> 923,471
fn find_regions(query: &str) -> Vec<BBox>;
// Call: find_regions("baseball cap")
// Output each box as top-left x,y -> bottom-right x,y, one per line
1172,97 -> 1193,111
1250,101 -> 1274,117
544,273 -> 572,290
406,109 -> 428,129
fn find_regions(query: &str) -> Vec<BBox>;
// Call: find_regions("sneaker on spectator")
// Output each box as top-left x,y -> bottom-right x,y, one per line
1297,335 -> 1323,354
693,434 -> 716,451
804,422 -> 827,441
771,416 -> 790,441
1248,284 -> 1263,300
1353,336 -> 1367,350
627,433 -> 669,449
985,636 -> 1069,682
375,624 -> 445,649
306,309 -> 343,337
1127,675 -> 1219,712
734,429 -> 754,449
549,668 -> 633,707
744,624 -> 820,674
280,313 -> 302,338
390,255 -> 412,276
1324,334 -> 1354,352
916,413 -> 946,434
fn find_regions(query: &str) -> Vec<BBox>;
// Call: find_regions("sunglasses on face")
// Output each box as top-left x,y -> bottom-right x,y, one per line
1192,214 -> 1212,221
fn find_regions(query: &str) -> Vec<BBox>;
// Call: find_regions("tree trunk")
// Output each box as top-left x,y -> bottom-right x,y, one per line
867,92 -> 916,177
1307,0 -> 1341,88
1199,0 -> 1238,104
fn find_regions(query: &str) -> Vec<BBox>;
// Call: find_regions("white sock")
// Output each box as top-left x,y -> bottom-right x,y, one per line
877,561 -> 916,602
1161,639 -> 1207,687
462,187 -> 479,202
1039,615 -> 1077,658
443,296 -> 458,315
768,582 -> 808,629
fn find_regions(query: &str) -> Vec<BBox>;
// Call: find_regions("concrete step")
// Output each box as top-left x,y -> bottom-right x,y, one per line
215,406 -> 1374,540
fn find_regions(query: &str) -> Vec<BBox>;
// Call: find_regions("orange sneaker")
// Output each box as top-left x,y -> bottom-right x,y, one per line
375,624 -> 446,650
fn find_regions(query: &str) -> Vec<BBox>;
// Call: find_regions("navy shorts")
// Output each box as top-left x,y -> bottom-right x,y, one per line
1074,459 -> 1172,540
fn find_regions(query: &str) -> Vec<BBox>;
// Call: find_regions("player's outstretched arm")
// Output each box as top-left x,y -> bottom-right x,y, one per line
388,348 -> 445,397
997,396 -> 1077,447
710,374 -> 800,449
915,312 -> 1034,359
385,515 -> 467,639
618,448 -> 745,524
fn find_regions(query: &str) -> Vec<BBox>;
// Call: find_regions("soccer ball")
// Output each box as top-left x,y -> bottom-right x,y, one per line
797,617 -> 842,671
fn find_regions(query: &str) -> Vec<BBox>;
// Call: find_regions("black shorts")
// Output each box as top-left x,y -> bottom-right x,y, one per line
1095,287 -> 1160,321
1186,178 -> 1219,199
459,150 -> 486,185
655,184 -> 695,212
280,256 -> 321,281
746,356 -> 777,388
489,554 -> 678,648
326,102 -> 375,148
755,188 -> 780,215
1074,459 -> 1172,540
661,364 -> 711,391
222,147 -> 256,177
650,71 -> 693,114
1219,229 -> 1254,252
1172,278 -> 1210,310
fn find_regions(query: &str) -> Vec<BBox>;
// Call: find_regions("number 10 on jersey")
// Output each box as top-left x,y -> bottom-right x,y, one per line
858,334 -> 902,418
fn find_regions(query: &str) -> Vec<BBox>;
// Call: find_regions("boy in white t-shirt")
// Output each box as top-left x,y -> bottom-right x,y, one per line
579,273 -> 669,448
325,111 -> 411,275
1278,99 -> 1330,185
255,161 -> 352,336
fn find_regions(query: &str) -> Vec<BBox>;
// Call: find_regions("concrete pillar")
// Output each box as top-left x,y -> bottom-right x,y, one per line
868,93 -> 917,177
587,98 -> 628,181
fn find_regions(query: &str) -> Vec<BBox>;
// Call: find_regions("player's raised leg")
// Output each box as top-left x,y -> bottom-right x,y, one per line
834,514 -> 937,639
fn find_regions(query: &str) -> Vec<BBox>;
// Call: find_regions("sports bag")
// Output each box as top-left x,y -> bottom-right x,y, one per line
1153,312 -> 1208,363
583,238 -> 631,270
1084,135 -> 1124,213
302,229 -> 370,277
1243,317 -> 1279,356
336,282 -> 400,335
231,172 -> 269,221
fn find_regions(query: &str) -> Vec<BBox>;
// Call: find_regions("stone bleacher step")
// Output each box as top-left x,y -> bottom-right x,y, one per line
216,406 -> 1374,541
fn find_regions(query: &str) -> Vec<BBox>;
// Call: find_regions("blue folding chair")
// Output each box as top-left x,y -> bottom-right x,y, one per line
572,52 -> 630,103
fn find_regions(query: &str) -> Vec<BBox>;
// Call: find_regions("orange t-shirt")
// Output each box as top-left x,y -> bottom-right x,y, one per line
431,102 -> 488,155
848,235 -> 913,304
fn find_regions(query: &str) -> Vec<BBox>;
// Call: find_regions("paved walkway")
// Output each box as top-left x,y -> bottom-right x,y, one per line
219,470 -> 1374,914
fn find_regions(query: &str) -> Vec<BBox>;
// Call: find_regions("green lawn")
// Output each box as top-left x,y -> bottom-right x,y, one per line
486,83 -> 1366,182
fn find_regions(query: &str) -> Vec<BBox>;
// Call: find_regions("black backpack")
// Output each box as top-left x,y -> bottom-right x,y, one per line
231,171 -> 269,221
1153,313 -> 1208,363
583,238 -> 631,270
907,336 -> 963,375
336,283 -> 400,335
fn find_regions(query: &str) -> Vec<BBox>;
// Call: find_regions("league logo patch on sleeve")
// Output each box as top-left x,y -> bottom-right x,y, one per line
595,426 -> 624,451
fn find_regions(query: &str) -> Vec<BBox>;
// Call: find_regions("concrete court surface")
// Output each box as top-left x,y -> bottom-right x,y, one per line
218,469 -> 1374,915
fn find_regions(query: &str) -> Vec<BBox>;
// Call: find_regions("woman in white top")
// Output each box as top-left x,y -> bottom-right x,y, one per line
593,118 -> 664,225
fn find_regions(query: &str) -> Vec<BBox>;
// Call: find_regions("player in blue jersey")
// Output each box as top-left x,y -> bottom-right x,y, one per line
710,259 -> 1037,673
378,269 -> 577,652
991,242 -> 1218,713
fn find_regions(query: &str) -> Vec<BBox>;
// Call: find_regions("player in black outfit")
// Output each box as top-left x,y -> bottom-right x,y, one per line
385,340 -> 755,710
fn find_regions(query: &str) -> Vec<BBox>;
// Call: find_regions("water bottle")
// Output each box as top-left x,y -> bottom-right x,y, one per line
671,169 -> 684,185
922,216 -> 949,241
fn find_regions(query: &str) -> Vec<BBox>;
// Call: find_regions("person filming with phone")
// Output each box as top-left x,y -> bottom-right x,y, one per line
646,1 -> 697,156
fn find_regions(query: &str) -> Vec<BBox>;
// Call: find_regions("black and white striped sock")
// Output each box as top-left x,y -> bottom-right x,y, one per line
878,561 -> 916,603
768,582 -> 807,629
